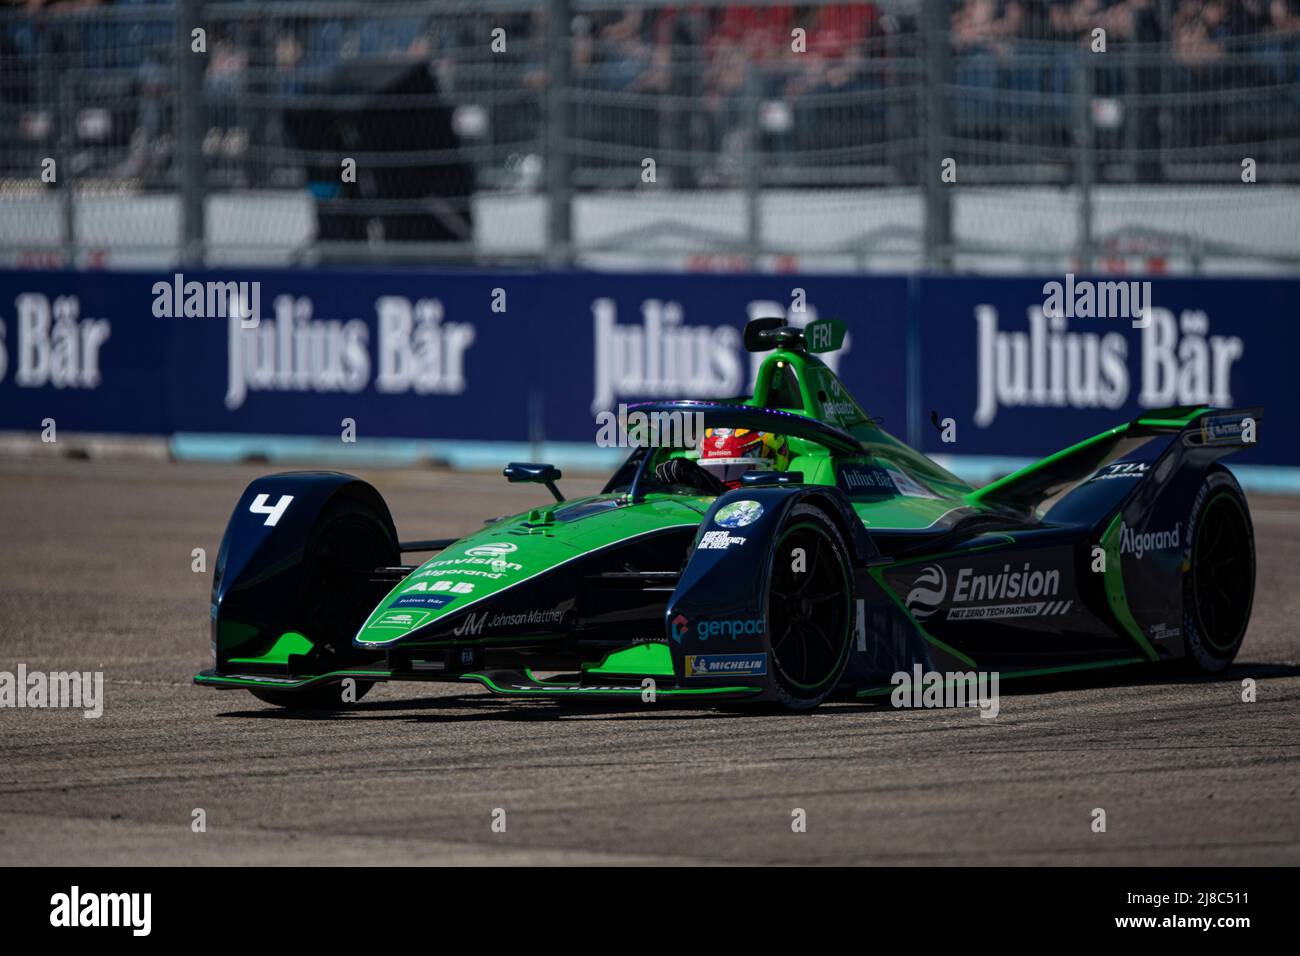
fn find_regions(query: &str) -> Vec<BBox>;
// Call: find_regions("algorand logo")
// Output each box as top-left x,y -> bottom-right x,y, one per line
973,304 -> 1243,427
905,565 -> 947,620
1120,522 -> 1181,558
590,297 -> 743,413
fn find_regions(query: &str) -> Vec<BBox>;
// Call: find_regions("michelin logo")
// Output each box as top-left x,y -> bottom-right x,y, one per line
685,653 -> 767,677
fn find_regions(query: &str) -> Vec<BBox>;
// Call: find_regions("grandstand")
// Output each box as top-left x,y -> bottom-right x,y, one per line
1,0 -> 1297,271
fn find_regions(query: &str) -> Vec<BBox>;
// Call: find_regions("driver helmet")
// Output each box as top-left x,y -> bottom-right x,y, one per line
697,428 -> 785,489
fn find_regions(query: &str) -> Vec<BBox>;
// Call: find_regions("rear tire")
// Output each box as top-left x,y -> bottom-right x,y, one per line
1181,468 -> 1254,673
766,504 -> 854,710
247,493 -> 397,709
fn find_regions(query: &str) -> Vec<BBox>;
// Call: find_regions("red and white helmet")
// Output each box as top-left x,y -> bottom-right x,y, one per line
697,428 -> 776,489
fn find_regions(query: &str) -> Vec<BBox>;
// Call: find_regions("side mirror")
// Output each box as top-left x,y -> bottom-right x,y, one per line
503,462 -> 564,502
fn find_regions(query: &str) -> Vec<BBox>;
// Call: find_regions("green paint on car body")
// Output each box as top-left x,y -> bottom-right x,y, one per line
463,672 -> 760,698
227,631 -> 313,666
1136,407 -> 1211,429
583,643 -> 676,677
353,505 -> 700,646
968,424 -> 1130,505
1101,512 -> 1159,661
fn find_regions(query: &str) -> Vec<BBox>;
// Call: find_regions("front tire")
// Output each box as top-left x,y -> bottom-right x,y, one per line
250,681 -> 373,710
766,503 -> 855,710
247,492 -> 397,709
1181,468 -> 1255,673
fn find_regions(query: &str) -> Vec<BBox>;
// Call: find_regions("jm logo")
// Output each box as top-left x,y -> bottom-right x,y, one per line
453,612 -> 488,637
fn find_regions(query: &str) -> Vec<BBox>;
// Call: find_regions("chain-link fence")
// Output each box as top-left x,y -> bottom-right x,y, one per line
2,0 -> 1297,271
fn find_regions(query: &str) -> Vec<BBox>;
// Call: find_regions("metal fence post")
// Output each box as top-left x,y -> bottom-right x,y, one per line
177,0 -> 205,266
743,63 -> 761,267
1075,52 -> 1095,272
922,0 -> 952,272
47,23 -> 77,267
545,0 -> 572,268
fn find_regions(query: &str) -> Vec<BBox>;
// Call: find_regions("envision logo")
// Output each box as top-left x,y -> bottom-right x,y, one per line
905,565 -> 947,621
465,542 -> 518,559
904,561 -> 1069,622
50,886 -> 151,936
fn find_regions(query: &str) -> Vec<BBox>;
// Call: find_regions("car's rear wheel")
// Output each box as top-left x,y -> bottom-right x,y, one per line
249,494 -> 396,709
1182,468 -> 1254,673
767,504 -> 854,710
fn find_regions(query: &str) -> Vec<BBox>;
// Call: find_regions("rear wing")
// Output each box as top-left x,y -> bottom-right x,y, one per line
968,405 -> 1262,515
1135,406 -> 1262,449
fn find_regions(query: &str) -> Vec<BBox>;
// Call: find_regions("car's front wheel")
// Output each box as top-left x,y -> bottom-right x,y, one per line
250,680 -> 373,710
766,503 -> 854,710
248,492 -> 396,709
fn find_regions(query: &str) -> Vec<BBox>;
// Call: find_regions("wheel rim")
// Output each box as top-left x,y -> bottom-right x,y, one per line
1192,492 -> 1252,653
769,522 -> 851,692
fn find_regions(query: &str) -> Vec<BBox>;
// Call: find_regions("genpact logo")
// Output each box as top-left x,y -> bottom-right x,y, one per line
671,614 -> 689,641
905,565 -> 947,621
696,617 -> 765,641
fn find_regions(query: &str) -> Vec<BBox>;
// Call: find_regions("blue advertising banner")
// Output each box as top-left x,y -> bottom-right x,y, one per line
915,276 -> 1295,466
0,270 -> 169,434
0,268 -> 1289,470
0,269 -> 909,446
528,272 -> 910,443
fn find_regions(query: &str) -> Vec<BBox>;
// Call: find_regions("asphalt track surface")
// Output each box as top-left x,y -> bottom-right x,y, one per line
1,457 -> 1297,866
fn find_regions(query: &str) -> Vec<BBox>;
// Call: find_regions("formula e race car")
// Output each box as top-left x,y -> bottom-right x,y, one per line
195,317 -> 1261,711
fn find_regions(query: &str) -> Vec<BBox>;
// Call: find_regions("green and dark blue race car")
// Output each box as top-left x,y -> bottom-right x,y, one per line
196,317 -> 1260,711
